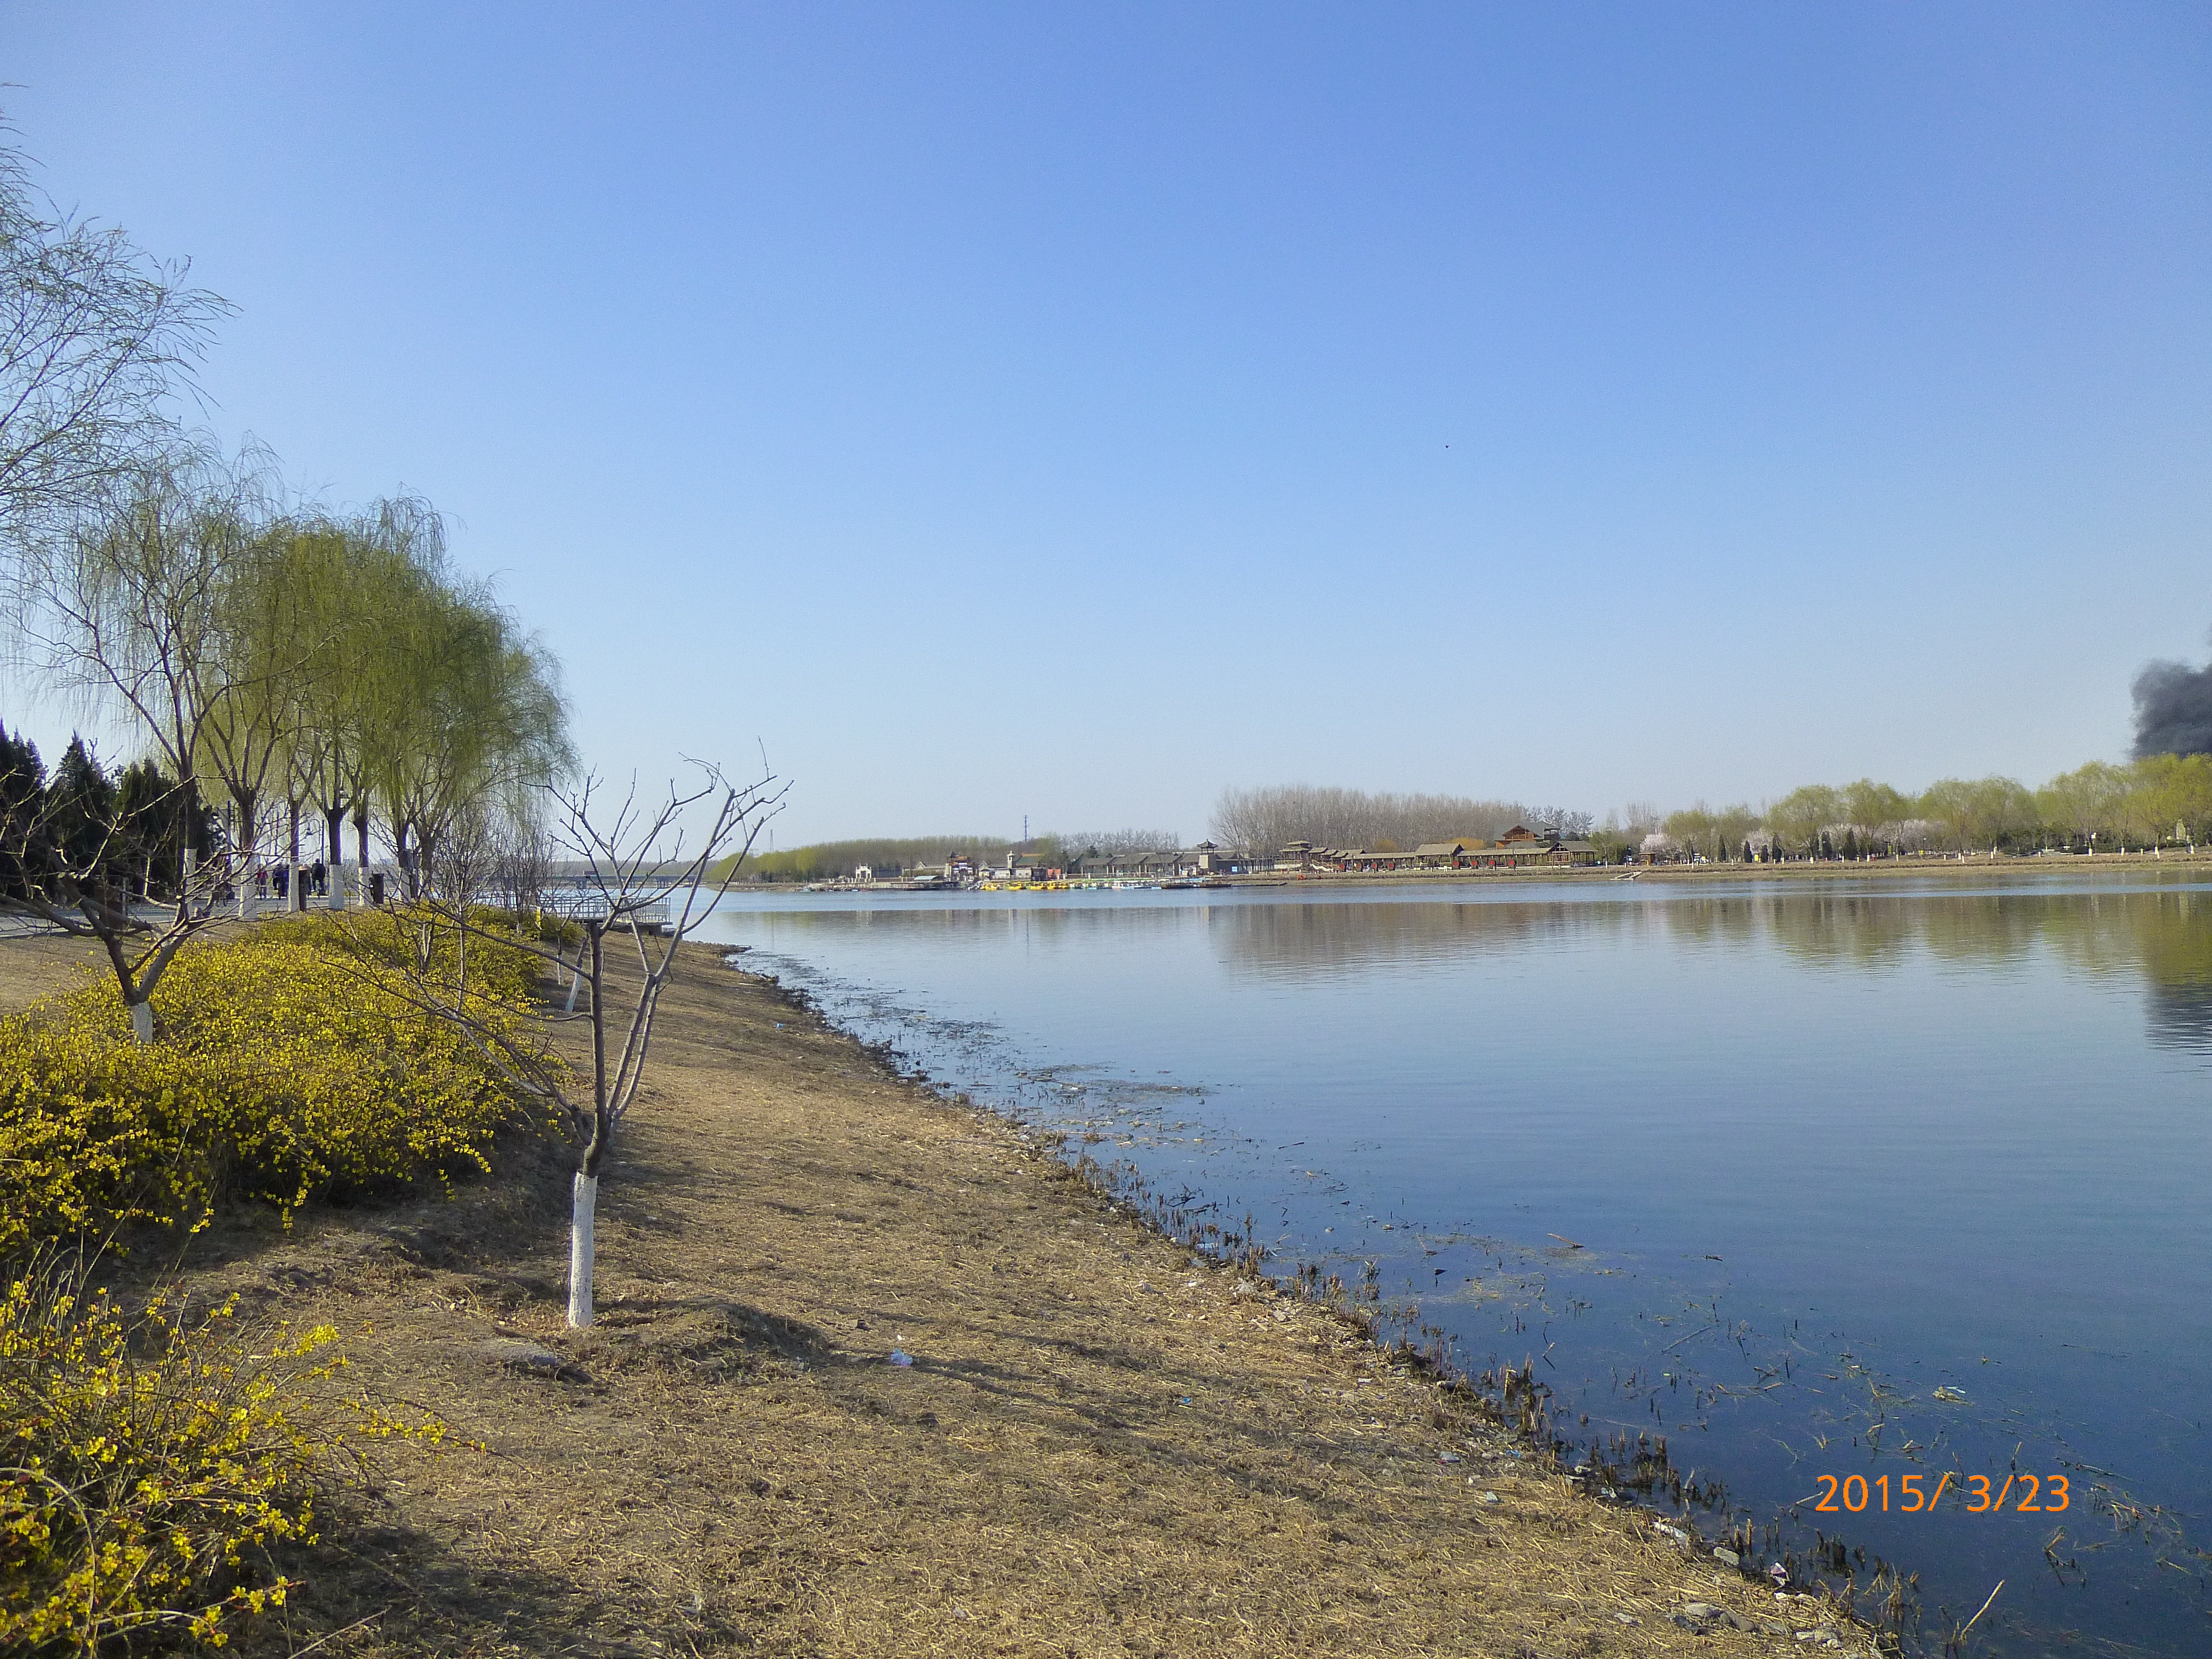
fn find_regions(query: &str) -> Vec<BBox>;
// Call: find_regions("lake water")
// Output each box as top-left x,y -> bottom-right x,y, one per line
696,873 -> 2212,1656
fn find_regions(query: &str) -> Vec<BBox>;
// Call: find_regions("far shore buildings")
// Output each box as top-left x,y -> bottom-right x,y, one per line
1279,826 -> 1603,872
1073,841 -> 1255,880
900,830 -> 1606,885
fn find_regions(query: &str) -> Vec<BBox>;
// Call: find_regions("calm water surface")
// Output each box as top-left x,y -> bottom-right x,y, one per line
697,874 -> 2211,1655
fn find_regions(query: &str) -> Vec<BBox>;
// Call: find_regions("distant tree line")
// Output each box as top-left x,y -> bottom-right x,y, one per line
743,834 -> 1011,882
1210,785 -> 1589,856
1645,638 -> 2212,860
738,747 -> 2212,884
740,826 -> 1189,882
1643,757 -> 2212,862
1056,827 -> 1184,858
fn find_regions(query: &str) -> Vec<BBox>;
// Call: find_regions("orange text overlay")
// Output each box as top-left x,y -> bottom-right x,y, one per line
1808,1473 -> 2069,1515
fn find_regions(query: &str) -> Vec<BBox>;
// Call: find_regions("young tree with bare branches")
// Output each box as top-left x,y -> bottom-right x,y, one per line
342,762 -> 786,1326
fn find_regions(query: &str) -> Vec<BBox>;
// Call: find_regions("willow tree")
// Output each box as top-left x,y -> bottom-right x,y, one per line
1918,776 -> 2037,854
1765,784 -> 1842,859
270,519 -> 354,900
10,445 -> 270,1034
1662,805 -> 1715,860
339,515 -> 446,885
0,135 -> 226,559
194,510 -> 330,915
274,507 -> 423,906
364,573 -> 570,900
1837,779 -> 1914,855
2129,754 -> 2212,846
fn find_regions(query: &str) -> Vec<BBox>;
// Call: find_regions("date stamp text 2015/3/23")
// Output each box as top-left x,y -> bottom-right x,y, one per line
1809,1473 -> 2068,1514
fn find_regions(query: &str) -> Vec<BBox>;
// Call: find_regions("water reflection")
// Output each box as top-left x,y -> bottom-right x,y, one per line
1205,898 -> 1597,975
1205,887 -> 2212,1051
707,877 -> 2212,1653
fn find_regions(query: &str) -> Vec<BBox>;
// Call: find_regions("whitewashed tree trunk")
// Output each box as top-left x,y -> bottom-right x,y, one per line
567,1172 -> 598,1327
127,999 -> 153,1044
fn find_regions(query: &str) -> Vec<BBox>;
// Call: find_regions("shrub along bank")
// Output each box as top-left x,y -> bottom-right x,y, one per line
0,916 -> 546,1654
0,913 -> 542,1256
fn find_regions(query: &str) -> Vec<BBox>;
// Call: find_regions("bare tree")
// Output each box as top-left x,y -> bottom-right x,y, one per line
1057,827 -> 1182,856
1213,783 -> 1528,854
1526,805 -> 1596,841
464,785 -> 556,915
1616,800 -> 1662,838
0,131 -> 228,558
340,762 -> 787,1327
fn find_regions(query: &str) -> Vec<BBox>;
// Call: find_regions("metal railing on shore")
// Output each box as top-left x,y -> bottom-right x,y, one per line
533,887 -> 673,934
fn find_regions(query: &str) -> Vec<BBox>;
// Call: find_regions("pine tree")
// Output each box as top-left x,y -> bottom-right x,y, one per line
48,736 -> 117,883
0,725 -> 46,902
115,759 -> 206,900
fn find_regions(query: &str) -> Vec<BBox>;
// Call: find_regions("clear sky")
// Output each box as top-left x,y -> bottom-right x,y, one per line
3,3 -> 2207,844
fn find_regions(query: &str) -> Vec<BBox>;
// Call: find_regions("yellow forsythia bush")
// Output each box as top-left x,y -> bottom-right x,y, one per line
0,1265 -> 442,1654
0,911 -> 548,1254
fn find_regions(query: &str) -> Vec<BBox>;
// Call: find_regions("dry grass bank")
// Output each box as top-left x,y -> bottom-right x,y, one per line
4,933 -> 1874,1657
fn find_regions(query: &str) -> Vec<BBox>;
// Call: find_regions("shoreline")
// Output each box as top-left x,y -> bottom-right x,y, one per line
756,848 -> 2212,899
4,934 -> 1880,1656
1235,849 -> 2212,889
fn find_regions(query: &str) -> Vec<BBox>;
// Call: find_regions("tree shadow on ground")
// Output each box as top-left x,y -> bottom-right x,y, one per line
242,1505 -> 726,1659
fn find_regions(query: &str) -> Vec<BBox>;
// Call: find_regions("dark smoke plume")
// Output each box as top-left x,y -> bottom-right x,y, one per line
2132,636 -> 2212,759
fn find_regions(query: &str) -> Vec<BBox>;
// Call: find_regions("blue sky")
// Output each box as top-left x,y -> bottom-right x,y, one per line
4,4 -> 2207,843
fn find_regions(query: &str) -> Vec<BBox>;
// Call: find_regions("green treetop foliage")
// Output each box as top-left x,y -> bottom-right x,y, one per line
1652,756 -> 2212,862
1764,785 -> 1841,854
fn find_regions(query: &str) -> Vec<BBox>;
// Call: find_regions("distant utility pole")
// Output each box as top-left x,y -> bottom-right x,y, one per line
1023,814 -> 1029,847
